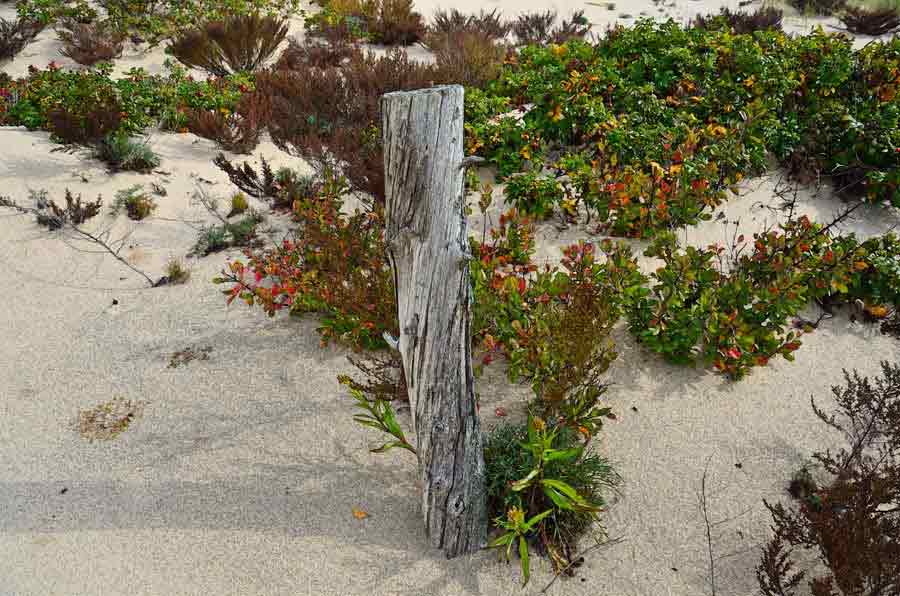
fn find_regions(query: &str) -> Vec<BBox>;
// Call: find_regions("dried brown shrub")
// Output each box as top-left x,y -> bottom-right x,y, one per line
364,0 -> 425,45
0,16 -> 44,59
429,8 -> 510,39
274,30 -> 358,70
840,5 -> 900,36
33,188 -> 102,230
426,30 -> 506,89
185,91 -> 270,153
56,19 -> 125,65
692,6 -> 784,34
789,0 -> 847,16
512,10 -> 589,46
47,96 -> 122,144
757,362 -> 900,596
168,14 -> 289,77
344,350 -> 408,402
258,49 -> 442,204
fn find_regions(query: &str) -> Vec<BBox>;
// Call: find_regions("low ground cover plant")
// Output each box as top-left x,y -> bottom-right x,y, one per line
0,60 -> 252,139
466,22 -> 900,236
17,0 -> 301,46
626,212 -> 900,379
303,0 -> 425,46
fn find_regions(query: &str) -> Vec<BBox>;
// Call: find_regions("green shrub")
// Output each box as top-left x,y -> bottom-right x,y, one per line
111,185 -> 157,220
95,133 -> 160,171
484,419 -> 620,581
503,172 -> 566,219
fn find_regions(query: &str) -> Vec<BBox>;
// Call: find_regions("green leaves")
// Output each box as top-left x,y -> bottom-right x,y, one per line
345,385 -> 416,455
489,506 -> 554,586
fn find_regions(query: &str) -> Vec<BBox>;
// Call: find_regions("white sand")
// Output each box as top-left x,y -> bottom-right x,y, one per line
2,2 -> 899,595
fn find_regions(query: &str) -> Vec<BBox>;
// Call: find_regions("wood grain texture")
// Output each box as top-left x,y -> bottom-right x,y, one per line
381,85 -> 487,557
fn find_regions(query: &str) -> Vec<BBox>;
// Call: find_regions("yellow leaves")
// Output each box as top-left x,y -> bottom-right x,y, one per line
669,163 -> 683,175
551,43 -> 567,58
743,75 -> 756,89
352,507 -> 369,520
866,304 -> 889,319
561,197 -> 578,216
609,153 -> 618,166
707,124 -> 729,137
548,105 -> 563,122
520,145 -> 532,160
507,506 -> 525,526
649,161 -> 664,179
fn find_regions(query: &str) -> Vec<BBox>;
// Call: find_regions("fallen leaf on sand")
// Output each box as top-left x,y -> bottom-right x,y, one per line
352,507 -> 369,520
495,407 -> 507,417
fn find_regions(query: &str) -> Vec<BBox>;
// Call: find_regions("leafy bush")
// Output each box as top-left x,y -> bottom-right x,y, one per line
110,184 -> 157,220
55,18 -> 125,65
16,0 -> 97,25
503,172 -> 567,219
19,0 -> 301,45
757,362 -> 900,596
94,133 -> 160,171
0,60 -> 252,138
0,15 -> 44,59
168,14 -> 289,76
626,214 -> 872,379
214,173 -> 397,349
466,23 -> 900,235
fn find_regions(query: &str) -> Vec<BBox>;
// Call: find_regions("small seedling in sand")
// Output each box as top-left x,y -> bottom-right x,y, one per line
168,345 -> 213,368
226,192 -> 249,218
77,398 -> 146,442
111,185 -> 157,220
160,257 -> 191,285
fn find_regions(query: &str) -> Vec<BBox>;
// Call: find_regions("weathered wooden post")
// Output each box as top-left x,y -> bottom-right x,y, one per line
381,85 -> 487,557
